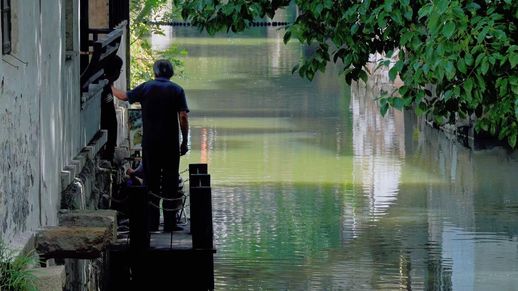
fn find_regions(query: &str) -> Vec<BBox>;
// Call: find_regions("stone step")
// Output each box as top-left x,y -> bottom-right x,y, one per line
32,265 -> 65,291
36,226 -> 113,259
59,209 -> 117,238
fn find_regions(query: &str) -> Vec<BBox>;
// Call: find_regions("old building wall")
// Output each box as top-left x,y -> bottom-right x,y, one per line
62,0 -> 82,169
0,0 -> 88,248
39,0 -> 66,229
0,1 -> 43,247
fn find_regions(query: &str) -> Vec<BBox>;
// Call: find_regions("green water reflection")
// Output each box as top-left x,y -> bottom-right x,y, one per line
155,27 -> 518,290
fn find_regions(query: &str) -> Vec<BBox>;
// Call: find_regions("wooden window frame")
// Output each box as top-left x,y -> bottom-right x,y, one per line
1,0 -> 11,55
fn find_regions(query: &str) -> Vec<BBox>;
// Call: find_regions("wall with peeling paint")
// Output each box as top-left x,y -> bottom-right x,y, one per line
0,0 -> 88,248
0,0 -> 129,252
0,1 -> 44,247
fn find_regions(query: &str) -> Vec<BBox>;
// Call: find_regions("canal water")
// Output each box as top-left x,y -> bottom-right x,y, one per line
153,27 -> 518,290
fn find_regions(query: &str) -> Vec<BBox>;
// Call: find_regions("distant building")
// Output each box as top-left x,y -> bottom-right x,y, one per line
0,0 -> 129,253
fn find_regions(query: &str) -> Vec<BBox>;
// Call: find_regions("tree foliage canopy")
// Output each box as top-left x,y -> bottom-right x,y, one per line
172,0 -> 518,147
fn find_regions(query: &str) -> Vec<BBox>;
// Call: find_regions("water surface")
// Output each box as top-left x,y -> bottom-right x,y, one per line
154,27 -> 518,290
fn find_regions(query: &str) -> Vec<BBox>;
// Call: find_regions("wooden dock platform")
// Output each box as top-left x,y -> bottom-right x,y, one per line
107,225 -> 215,290
104,164 -> 215,290
116,223 -> 194,250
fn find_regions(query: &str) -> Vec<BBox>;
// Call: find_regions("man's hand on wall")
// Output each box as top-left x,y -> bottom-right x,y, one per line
180,141 -> 189,156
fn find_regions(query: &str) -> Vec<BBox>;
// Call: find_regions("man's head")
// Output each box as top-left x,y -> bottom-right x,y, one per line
105,55 -> 123,83
153,59 -> 174,79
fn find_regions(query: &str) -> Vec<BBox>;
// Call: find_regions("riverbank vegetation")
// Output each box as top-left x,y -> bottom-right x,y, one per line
171,0 -> 518,148
130,0 -> 187,87
0,241 -> 37,291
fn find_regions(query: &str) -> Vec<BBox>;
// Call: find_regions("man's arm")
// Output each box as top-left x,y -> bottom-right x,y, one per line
111,85 -> 128,101
180,111 -> 189,156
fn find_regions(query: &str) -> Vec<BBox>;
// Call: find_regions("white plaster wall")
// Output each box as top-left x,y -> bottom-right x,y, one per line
39,0 -> 65,229
0,0 -> 83,247
62,0 -> 82,170
0,0 -> 129,248
0,1 -> 42,247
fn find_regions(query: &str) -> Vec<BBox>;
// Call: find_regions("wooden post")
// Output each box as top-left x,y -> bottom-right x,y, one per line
127,185 -> 149,287
190,174 -> 211,188
128,185 -> 149,251
188,164 -> 214,289
188,164 -> 213,249
190,186 -> 213,249
189,163 -> 208,175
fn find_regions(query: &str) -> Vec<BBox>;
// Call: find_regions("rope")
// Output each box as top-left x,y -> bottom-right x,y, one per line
110,196 -> 129,203
180,168 -> 189,174
148,191 -> 185,202
147,201 -> 184,212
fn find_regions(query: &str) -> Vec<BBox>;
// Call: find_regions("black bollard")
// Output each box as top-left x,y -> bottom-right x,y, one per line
190,174 -> 211,188
128,185 -> 149,250
189,163 -> 208,175
127,185 -> 149,287
190,186 -> 213,250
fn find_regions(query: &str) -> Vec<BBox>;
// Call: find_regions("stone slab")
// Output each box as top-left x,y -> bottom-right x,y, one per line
36,226 -> 112,259
59,209 -> 117,239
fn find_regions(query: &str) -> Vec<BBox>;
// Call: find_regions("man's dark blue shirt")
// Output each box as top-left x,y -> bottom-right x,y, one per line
127,77 -> 189,151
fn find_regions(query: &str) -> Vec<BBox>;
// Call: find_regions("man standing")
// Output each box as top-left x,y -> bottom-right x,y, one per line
112,59 -> 189,231
100,55 -> 123,163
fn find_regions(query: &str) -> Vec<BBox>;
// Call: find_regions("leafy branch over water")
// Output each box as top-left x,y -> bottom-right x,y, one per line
172,0 -> 518,148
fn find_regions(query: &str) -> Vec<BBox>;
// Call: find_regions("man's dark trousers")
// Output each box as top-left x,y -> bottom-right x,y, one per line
143,145 -> 180,231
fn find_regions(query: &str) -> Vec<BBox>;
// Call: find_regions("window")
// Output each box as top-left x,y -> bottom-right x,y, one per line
1,0 -> 11,55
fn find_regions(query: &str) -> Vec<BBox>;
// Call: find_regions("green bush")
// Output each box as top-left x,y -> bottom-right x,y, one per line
0,241 -> 37,291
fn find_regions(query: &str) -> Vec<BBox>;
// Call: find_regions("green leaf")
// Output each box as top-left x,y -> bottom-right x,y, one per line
454,85 -> 460,97
358,70 -> 368,83
380,102 -> 389,116
477,26 -> 489,43
510,51 -> 518,68
457,59 -> 467,74
351,23 -> 359,35
464,53 -> 474,66
445,61 -> 455,80
436,0 -> 448,13
283,31 -> 291,44
315,3 -> 324,16
465,78 -> 473,95
399,85 -> 409,96
443,90 -> 453,101
291,63 -> 300,74
400,31 -> 413,45
389,66 -> 398,81
509,134 -> 517,148
480,58 -> 489,75
418,4 -> 433,19
392,97 -> 405,110
442,21 -> 456,39
499,78 -> 509,96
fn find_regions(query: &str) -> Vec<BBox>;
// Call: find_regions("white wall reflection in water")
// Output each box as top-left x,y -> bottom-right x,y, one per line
350,78 -> 405,219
